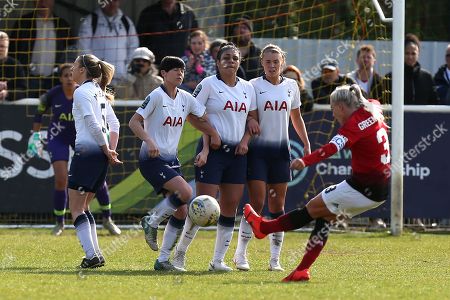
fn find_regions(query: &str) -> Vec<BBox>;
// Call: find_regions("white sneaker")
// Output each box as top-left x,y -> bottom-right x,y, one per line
269,258 -> 284,271
233,254 -> 250,271
208,259 -> 233,272
172,249 -> 186,270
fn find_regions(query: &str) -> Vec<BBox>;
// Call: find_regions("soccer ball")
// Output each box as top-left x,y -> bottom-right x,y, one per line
188,195 -> 220,227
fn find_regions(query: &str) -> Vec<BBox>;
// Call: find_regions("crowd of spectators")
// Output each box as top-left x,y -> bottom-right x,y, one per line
0,1 -> 448,107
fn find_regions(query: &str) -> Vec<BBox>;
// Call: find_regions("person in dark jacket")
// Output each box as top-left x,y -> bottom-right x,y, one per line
8,0 -> 73,98
385,33 -> 439,105
433,44 -> 450,105
229,16 -> 262,80
311,58 -> 355,104
347,44 -> 387,104
0,31 -> 26,101
137,0 -> 198,65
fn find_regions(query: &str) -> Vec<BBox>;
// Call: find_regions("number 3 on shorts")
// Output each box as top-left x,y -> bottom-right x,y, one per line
376,128 -> 390,165
324,185 -> 337,194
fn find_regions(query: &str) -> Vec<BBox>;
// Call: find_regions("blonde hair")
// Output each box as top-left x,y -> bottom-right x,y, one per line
331,84 -> 385,124
78,54 -> 115,102
260,44 -> 287,69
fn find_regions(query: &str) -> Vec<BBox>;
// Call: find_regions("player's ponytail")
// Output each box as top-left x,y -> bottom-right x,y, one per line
79,54 -> 115,103
98,60 -> 115,102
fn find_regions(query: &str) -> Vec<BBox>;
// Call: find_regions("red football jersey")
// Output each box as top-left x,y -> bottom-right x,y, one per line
335,106 -> 390,185
301,104 -> 390,200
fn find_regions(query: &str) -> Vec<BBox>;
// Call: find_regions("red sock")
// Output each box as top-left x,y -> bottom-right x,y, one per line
260,207 -> 313,234
296,218 -> 330,270
297,241 -> 326,270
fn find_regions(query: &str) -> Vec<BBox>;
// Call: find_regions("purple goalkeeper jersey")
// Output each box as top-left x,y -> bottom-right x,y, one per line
35,85 -> 76,143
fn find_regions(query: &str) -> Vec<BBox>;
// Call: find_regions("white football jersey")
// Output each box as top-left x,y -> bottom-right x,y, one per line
193,75 -> 256,145
250,76 -> 301,147
136,86 -> 206,160
73,81 -> 113,150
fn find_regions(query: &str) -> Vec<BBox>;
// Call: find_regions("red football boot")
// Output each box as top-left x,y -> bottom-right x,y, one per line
243,204 -> 267,239
282,269 -> 311,282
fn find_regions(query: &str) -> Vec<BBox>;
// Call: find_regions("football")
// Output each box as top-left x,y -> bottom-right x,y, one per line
188,195 -> 220,227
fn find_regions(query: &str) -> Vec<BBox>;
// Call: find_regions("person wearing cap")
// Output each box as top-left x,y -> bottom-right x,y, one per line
230,16 -> 262,80
118,47 -> 163,99
311,57 -> 355,104
78,0 -> 139,87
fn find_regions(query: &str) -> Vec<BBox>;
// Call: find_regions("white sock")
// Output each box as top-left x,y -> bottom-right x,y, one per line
213,224 -> 234,262
148,197 -> 177,228
158,223 -> 182,262
85,211 -> 101,254
269,231 -> 284,261
175,216 -> 200,253
234,217 -> 252,258
74,214 -> 96,259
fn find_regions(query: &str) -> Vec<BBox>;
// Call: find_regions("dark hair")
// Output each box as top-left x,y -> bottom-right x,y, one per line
216,42 -> 240,61
58,63 -> 72,77
159,56 -> 185,72
405,33 -> 420,49
209,39 -> 228,52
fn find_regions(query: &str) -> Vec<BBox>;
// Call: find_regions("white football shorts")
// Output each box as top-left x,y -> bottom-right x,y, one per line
321,180 -> 385,219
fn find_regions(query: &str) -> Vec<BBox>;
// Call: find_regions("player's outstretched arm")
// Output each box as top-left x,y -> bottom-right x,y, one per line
290,143 -> 338,170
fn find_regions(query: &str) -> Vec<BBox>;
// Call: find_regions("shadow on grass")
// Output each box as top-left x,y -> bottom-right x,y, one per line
1,266 -> 239,277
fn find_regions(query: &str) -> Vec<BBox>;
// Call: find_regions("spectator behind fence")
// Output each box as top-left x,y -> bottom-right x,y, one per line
78,0 -> 139,88
209,38 -> 246,78
229,16 -> 262,80
180,30 -> 215,93
117,47 -> 163,99
282,65 -> 314,113
433,44 -> 450,105
0,31 -> 26,101
347,44 -> 386,103
385,33 -> 439,105
137,0 -> 198,65
9,0 -> 73,98
311,58 -> 355,104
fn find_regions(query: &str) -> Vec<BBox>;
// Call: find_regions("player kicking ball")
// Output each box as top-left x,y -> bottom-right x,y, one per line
245,84 -> 391,282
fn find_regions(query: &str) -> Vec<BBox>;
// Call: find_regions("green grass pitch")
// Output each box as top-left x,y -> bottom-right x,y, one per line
0,229 -> 449,299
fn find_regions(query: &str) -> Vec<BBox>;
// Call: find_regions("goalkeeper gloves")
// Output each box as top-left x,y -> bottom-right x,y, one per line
28,132 -> 43,157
